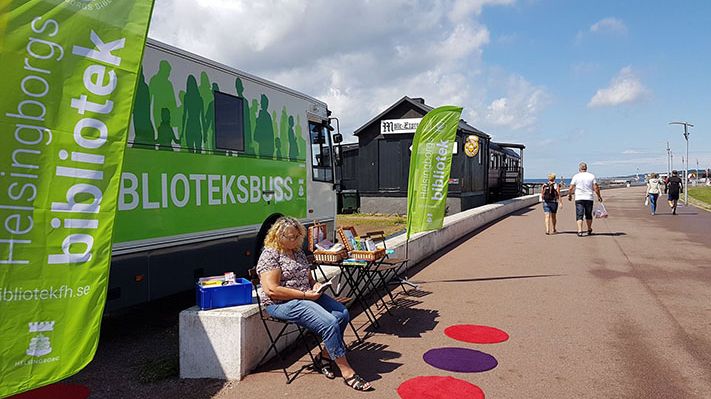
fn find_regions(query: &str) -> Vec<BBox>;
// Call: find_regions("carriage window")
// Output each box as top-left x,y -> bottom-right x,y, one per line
309,122 -> 333,182
214,91 -> 244,152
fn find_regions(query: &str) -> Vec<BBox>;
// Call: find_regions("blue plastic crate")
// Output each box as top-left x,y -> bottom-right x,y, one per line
196,278 -> 253,310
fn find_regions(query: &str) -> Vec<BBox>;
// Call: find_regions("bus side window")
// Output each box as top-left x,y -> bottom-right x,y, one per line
214,91 -> 245,152
309,122 -> 333,182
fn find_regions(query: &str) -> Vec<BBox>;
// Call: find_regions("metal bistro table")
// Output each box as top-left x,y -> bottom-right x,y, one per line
314,253 -> 394,332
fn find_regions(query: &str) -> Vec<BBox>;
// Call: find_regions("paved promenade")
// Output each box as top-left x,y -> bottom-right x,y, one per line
221,186 -> 711,398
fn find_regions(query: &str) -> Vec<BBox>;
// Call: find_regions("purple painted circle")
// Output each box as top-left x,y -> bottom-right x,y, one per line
423,347 -> 498,373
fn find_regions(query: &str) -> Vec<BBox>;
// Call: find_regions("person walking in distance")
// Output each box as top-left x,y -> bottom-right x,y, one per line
540,173 -> 562,235
568,162 -> 603,237
645,173 -> 665,216
666,170 -> 683,215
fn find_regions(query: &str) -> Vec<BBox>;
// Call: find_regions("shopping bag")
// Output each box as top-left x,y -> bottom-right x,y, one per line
644,196 -> 649,207
593,203 -> 609,218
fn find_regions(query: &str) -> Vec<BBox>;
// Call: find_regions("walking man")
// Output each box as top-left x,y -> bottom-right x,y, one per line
568,162 -> 603,237
666,170 -> 683,215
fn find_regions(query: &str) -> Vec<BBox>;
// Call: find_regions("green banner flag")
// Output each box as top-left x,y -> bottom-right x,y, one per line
406,106 -> 463,239
0,1 -> 154,396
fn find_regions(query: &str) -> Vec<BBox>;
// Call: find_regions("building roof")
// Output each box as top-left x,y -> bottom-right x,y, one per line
340,142 -> 359,153
490,141 -> 522,159
495,142 -> 526,150
353,96 -> 490,139
503,148 -> 520,158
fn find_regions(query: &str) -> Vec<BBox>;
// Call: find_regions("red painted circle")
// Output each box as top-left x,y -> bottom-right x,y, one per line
444,325 -> 509,344
398,376 -> 485,399
9,384 -> 90,399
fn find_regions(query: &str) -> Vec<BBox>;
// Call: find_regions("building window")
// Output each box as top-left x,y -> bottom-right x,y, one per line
214,91 -> 244,152
309,122 -> 333,182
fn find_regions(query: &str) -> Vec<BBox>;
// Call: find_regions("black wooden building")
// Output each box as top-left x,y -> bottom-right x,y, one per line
339,96 -> 493,215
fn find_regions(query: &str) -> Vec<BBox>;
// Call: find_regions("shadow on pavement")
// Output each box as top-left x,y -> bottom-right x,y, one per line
508,207 -> 536,216
367,307 -> 439,338
414,274 -> 564,284
556,230 -> 627,236
346,341 -> 403,382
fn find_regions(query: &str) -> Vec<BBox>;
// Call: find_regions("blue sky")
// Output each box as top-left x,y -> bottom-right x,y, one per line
478,0 -> 711,178
150,0 -> 711,178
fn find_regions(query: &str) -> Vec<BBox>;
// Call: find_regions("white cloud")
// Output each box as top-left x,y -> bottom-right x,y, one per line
484,74 -> 550,130
588,66 -> 650,108
590,17 -> 628,35
148,0 -> 536,138
575,17 -> 627,45
448,0 -> 515,22
622,149 -> 643,154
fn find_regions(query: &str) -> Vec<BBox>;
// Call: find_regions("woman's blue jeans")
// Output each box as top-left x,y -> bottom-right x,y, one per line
649,193 -> 659,214
266,294 -> 349,359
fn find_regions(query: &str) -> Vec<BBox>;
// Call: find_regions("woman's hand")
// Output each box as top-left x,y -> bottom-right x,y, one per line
312,282 -> 322,292
304,290 -> 321,301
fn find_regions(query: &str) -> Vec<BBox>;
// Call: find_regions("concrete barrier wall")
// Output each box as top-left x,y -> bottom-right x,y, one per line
389,194 -> 540,269
179,194 -> 540,380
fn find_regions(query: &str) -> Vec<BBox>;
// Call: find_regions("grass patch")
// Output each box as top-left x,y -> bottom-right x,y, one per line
337,213 -> 406,237
135,355 -> 179,384
689,186 -> 711,205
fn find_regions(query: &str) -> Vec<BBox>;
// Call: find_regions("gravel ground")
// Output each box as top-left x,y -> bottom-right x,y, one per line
65,292 -> 227,399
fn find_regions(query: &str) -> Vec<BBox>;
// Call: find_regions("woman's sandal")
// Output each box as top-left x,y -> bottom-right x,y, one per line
314,354 -> 335,379
343,374 -> 373,391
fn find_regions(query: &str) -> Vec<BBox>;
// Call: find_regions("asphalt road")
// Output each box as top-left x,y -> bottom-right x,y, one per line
65,186 -> 711,398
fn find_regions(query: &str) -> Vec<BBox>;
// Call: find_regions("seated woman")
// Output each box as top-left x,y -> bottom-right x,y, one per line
256,216 -> 373,392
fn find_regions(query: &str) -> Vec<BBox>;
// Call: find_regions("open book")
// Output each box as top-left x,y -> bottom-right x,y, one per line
315,279 -> 333,294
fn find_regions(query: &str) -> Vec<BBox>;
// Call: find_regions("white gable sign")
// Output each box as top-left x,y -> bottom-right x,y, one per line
381,118 -> 423,134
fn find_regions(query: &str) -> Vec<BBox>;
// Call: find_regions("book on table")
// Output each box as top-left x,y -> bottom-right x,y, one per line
341,258 -> 368,266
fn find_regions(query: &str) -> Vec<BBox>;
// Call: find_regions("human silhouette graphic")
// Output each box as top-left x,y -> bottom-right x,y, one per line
182,75 -> 205,153
254,94 -> 274,158
148,60 -> 178,136
235,78 -> 254,155
250,98 -> 259,148
275,137 -> 283,160
271,110 -> 279,151
199,72 -> 215,151
279,106 -> 289,158
295,115 -> 306,158
133,68 -> 155,146
157,108 -> 179,151
203,82 -> 219,151
287,115 -> 299,160
176,90 -> 186,148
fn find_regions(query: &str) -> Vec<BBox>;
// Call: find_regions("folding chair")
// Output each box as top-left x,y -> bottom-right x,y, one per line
248,268 -> 321,384
363,231 -> 416,297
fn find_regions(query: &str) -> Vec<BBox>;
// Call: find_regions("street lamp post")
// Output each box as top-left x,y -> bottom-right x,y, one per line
669,121 -> 693,205
666,141 -> 671,177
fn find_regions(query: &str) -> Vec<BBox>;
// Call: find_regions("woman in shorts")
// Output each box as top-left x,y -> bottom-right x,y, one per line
540,173 -> 561,235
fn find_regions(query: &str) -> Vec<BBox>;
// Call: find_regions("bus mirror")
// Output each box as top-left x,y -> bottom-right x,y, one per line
332,133 -> 343,144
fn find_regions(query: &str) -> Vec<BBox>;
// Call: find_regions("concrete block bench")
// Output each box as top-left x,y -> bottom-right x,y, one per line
179,265 -> 342,380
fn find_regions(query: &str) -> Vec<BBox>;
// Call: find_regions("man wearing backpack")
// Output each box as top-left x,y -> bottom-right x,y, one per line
540,172 -> 561,235
568,162 -> 603,237
666,170 -> 683,215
